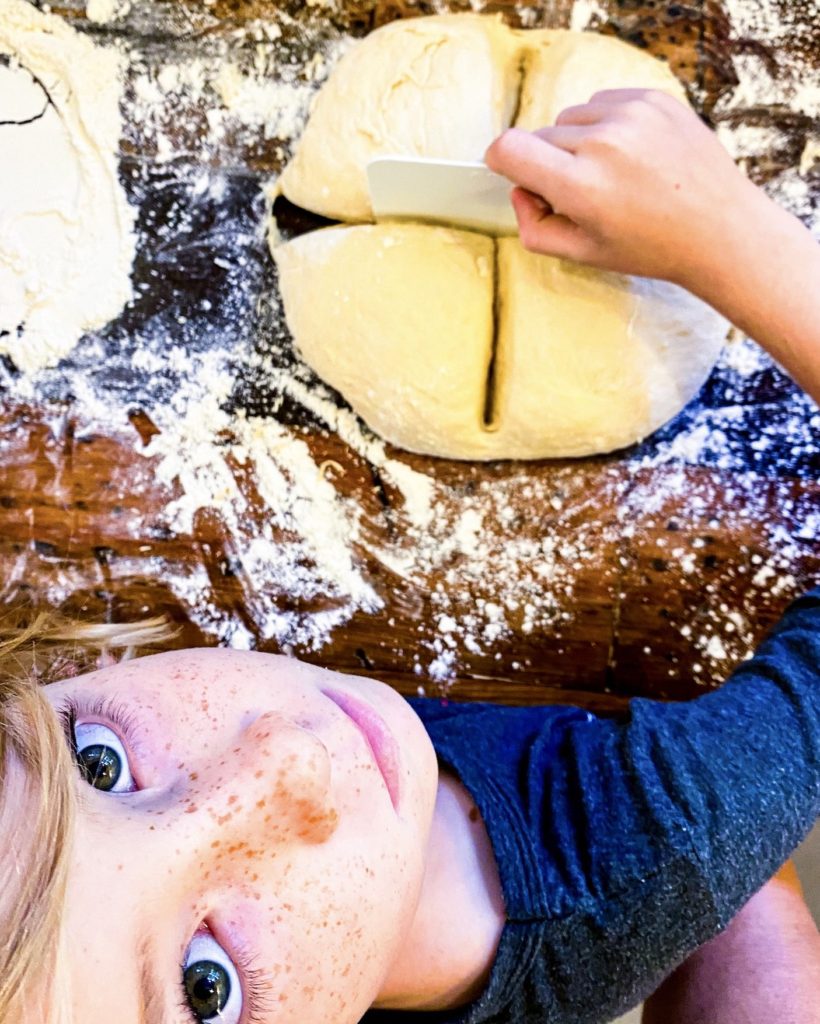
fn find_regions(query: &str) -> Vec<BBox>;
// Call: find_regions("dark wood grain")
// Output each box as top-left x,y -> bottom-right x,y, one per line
1,396 -> 816,707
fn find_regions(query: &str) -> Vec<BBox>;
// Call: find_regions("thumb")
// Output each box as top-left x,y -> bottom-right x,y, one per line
510,188 -> 591,262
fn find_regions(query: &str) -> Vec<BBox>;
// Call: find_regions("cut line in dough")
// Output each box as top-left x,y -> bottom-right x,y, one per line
483,238 -> 502,431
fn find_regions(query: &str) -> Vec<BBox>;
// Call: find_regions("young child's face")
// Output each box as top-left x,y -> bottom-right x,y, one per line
41,648 -> 439,1023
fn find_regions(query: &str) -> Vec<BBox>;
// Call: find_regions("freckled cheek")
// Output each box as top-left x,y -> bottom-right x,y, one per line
248,905 -> 381,1017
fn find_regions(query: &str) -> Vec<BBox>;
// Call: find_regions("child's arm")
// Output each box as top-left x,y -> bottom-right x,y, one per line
485,90 -> 820,406
642,864 -> 820,1024
528,587 -> 820,1023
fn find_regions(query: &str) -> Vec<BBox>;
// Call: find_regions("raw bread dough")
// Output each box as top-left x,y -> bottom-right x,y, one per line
514,29 -> 688,130
274,224 -> 496,459
491,241 -> 725,458
275,227 -> 726,459
280,19 -> 690,222
274,16 -> 727,460
0,0 -> 134,374
278,15 -> 520,222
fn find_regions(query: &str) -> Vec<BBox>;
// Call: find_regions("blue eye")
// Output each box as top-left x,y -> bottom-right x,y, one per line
183,932 -> 243,1024
73,722 -> 136,793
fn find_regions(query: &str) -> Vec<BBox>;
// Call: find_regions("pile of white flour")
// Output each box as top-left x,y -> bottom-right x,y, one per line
0,0 -> 135,374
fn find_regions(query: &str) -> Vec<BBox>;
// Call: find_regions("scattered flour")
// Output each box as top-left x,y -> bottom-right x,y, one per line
570,1 -> 609,32
124,15 -> 352,168
0,0 -> 816,687
713,0 -> 819,236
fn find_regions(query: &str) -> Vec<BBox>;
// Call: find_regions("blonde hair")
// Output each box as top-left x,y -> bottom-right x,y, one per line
0,610 -> 176,1024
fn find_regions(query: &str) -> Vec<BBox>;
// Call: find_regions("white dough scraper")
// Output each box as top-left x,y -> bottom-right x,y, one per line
367,156 -> 518,236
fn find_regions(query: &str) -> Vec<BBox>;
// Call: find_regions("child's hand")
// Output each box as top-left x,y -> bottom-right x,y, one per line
484,89 -> 768,290
487,87 -> 820,409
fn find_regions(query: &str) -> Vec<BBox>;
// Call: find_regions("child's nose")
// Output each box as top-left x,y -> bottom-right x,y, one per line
185,711 -> 340,851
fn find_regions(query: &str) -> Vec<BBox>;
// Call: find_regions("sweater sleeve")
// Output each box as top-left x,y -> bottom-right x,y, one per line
364,590 -> 820,1024
529,587 -> 820,1021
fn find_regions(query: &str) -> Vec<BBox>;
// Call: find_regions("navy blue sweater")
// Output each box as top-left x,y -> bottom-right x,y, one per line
365,587 -> 820,1024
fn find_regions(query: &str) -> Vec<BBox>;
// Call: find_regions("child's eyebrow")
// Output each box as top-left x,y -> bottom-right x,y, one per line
138,934 -> 175,1024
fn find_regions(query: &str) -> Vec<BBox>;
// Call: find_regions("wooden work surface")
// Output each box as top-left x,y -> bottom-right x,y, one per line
1,0 -> 818,711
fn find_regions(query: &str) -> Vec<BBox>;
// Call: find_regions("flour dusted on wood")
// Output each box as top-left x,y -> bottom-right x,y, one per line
713,0 -> 819,236
0,0 -> 816,691
142,372 -> 383,649
125,15 -> 352,169
0,0 -> 135,375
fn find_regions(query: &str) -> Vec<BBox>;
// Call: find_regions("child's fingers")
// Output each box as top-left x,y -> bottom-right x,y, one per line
531,125 -> 590,153
510,186 -> 551,220
510,187 -> 589,262
485,127 -> 574,203
587,87 -> 663,106
555,89 -> 681,129
555,102 -> 611,127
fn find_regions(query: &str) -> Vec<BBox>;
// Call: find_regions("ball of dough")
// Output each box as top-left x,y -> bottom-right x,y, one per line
514,29 -> 688,130
273,16 -> 727,461
279,15 -> 520,222
274,224 -> 497,459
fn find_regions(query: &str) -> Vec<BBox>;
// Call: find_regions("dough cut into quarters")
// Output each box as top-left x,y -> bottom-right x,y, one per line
274,16 -> 727,460
274,224 -> 497,459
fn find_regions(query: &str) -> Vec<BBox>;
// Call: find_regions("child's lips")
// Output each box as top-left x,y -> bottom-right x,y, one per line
321,687 -> 402,812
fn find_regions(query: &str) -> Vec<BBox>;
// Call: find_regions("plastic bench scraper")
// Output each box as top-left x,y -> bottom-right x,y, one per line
367,156 -> 518,236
